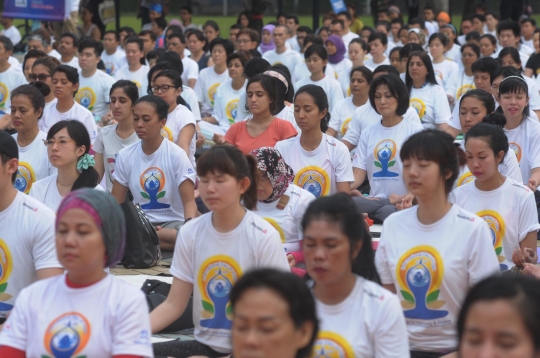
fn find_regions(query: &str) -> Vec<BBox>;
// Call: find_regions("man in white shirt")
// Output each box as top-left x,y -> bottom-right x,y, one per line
0,132 -> 63,323
497,20 -> 534,64
58,32 -> 80,70
285,15 -> 300,52
0,15 -> 20,46
389,19 -> 404,46
520,18 -> 536,51
336,11 -> 359,49
167,31 -> 199,88
180,5 -> 200,32
101,30 -> 126,76
26,30 -> 61,60
458,15 -> 475,45
0,37 -> 26,128
138,30 -> 157,55
262,25 -> 302,75
77,38 -> 115,118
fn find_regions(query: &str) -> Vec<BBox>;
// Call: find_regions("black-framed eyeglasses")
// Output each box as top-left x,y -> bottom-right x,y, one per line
151,85 -> 178,93
29,73 -> 51,81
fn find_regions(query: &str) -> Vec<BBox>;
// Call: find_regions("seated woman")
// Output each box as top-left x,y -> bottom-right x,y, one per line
428,33 -> 459,101
230,268 -> 318,358
326,35 -> 352,80
450,114 -> 540,271
29,120 -> 103,212
276,85 -> 353,198
303,194 -> 409,356
0,189 -> 153,357
111,95 -> 197,251
251,147 -> 316,273
257,24 -> 275,54
224,74 -> 297,154
350,74 -> 423,221
11,83 -> 55,194
31,56 -> 60,126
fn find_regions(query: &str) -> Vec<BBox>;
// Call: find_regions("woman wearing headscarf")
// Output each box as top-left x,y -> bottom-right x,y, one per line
258,24 -> 276,54
251,147 -> 316,276
325,35 -> 353,81
0,189 -> 153,358
408,28 -> 427,50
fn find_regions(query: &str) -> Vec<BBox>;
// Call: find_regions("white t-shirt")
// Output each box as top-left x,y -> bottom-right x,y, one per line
0,192 -> 60,318
432,60 -> 459,96
213,79 -> 247,132
343,104 -> 421,147
100,50 -> 127,76
447,70 -> 475,103
376,205 -> 500,351
0,275 -> 153,357
181,85 -> 201,122
161,104 -> 197,167
450,178 -> 540,270
0,65 -> 27,115
504,116 -> 540,182
444,44 -> 462,66
194,66 -> 230,114
262,48 -> 303,75
364,56 -> 390,70
114,65 -> 149,98
40,102 -> 97,144
275,134 -> 354,198
329,96 -> 360,139
255,184 -> 315,253
312,275 -> 409,357
291,61 -> 336,84
341,31 -> 360,50
47,49 -> 61,60
12,131 -> 55,194
1,25 -> 21,46
409,83 -> 452,129
92,125 -> 140,192
330,59 -> 353,81
286,35 -> 301,52
113,139 -> 196,222
181,56 -> 200,84
353,119 -> 424,198
76,70 -> 116,117
170,210 -> 290,353
294,75 -> 344,113
29,175 -> 105,213
524,75 -> 540,111
61,56 -> 81,71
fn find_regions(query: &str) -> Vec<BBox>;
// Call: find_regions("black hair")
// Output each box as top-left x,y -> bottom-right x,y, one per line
472,57 -> 500,76
459,89 -> 496,114
405,51 -> 437,91
110,80 -> 139,104
246,74 -> 279,115
187,29 -> 206,44
227,51 -> 250,68
167,31 -> 185,44
373,64 -> 400,77
375,21 -> 391,32
472,13 -> 486,23
462,14 -> 475,26
350,66 -> 374,84
59,32 -> 79,46
297,25 -> 313,34
204,20 -> 220,33
153,69 -> 187,107
156,51 -> 184,75
139,30 -> 157,42
408,17 -> 425,30
125,36 -> 144,53
457,275 -> 540,353
268,65 -> 294,104
497,20 -> 521,37
349,38 -> 369,52
428,32 -> 449,47
103,30 -> 119,42
485,11 -> 499,20
22,50 -> 48,73
244,57 -> 271,79
285,14 -> 300,24
52,65 -> 79,97
77,38 -> 103,57
369,74 -> 409,116
498,46 -> 523,69
399,43 -> 423,60
230,23 -> 243,31
119,26 -> 136,36
303,34 -> 324,48
295,84 -> 330,132
336,11 -> 352,22
304,44 -> 327,62
465,31 -> 481,42
230,268 -> 318,358
301,193 -> 380,283
166,25 -> 183,36
180,5 -> 193,13
461,43 -> 481,58
11,82 -> 49,119
197,145 -> 258,210
147,62 -> 173,94
146,48 -> 167,62
521,17 -> 537,27
480,33 -> 497,47
153,16 -> 167,31
465,114 -> 509,164
391,18 -> 404,26
368,32 -> 388,46
490,65 -> 522,84
209,37 -> 235,57
498,75 -> 530,117
0,153 -> 16,184
330,19 -> 345,29
0,36 -> 14,52
400,129 -> 467,195
47,120 -> 99,190
136,95 -> 169,121
389,46 -> 402,58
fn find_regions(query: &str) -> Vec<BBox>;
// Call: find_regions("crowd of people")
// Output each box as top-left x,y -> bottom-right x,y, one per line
0,2 -> 540,357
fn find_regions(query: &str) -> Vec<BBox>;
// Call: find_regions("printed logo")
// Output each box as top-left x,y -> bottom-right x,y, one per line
509,142 -> 522,162
477,210 -> 507,270
409,97 -> 426,121
75,87 -> 96,111
0,83 -> 9,115
340,118 -> 352,136
198,255 -> 242,330
0,239 -> 14,312
456,171 -> 475,187
161,126 -> 174,141
43,312 -> 91,358
347,86 -> 351,97
264,218 -> 285,243
434,70 -> 443,81
396,245 -> 448,320
311,331 -> 354,358
208,83 -> 221,106
132,80 -> 142,91
139,167 -> 170,209
373,139 -> 399,177
226,99 -> 239,125
14,162 -> 36,194
456,84 -> 475,99
104,62 -> 115,75
295,166 -> 330,198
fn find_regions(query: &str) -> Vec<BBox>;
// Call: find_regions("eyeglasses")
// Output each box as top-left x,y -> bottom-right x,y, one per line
151,85 -> 178,93
43,139 -> 75,147
29,73 -> 51,81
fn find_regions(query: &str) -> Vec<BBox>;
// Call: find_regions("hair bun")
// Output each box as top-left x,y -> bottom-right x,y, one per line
482,113 -> 507,128
30,81 -> 51,97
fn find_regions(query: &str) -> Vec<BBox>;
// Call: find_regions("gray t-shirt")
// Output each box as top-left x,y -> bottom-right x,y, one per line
93,125 -> 140,192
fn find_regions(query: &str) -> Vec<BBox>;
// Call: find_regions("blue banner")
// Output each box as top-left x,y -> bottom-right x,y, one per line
329,0 -> 347,14
3,0 -> 65,21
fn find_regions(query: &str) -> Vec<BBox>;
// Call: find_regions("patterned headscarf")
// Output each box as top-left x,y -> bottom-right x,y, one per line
260,24 -> 276,54
56,188 -> 126,268
250,147 -> 295,204
326,35 -> 346,64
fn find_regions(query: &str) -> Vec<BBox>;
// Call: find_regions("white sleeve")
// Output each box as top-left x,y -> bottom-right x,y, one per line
342,108 -> 362,145
169,225 -> 195,283
187,61 -> 199,80
467,220 -> 501,286
213,86 -> 225,125
112,289 -> 153,357
112,151 -> 129,187
351,131 -> 368,170
257,229 -> 290,271
237,92 -> 250,121
194,71 -> 205,102
373,293 -> 410,357
0,287 -> 30,350
449,103 -> 461,130
32,210 -> 62,270
528,81 -> 540,110
375,223 -> 394,285
174,152 -> 196,188
527,125 -> 540,172
500,149 -> 523,184
92,128 -> 104,154
182,87 -> 201,122
82,112 -> 98,144
445,68 -> 458,98
433,87 -> 451,124
293,191 -> 316,242
333,143 -> 354,183
328,81 -> 345,113
518,192 -> 540,241
102,75 -> 115,105
329,102 -> 342,132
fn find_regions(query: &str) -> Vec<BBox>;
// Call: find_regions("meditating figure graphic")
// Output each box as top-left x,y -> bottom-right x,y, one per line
404,259 -> 448,319
201,268 -> 233,330
50,322 -> 79,358
374,142 -> 398,177
141,170 -> 170,210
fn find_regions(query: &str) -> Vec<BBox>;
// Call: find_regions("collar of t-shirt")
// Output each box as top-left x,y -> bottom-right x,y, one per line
298,135 -> 326,157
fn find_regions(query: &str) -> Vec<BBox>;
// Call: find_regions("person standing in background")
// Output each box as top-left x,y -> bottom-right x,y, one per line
137,0 -> 169,30
285,15 -> 300,52
58,32 -> 80,70
180,6 -> 199,32
347,3 -> 364,35
0,15 -> 21,46
51,0 -> 80,41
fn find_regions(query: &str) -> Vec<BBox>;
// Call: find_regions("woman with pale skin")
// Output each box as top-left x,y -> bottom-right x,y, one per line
480,34 -> 498,58
348,38 -> 370,69
78,6 -> 101,41
31,57 -> 59,113
407,28 -> 426,48
187,30 -> 211,70
428,33 -> 459,103
203,21 -> 220,44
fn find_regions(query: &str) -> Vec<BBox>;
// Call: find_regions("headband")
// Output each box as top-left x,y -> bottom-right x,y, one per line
501,75 -> 526,84
442,24 -> 457,35
264,70 -> 288,91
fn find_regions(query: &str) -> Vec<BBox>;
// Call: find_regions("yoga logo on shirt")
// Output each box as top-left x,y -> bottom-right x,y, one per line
396,245 -> 449,320
456,171 -> 475,187
509,142 -> 522,162
0,83 -> 8,115
208,83 -> 220,106
477,210 -> 507,270
161,126 -> 174,141
295,166 -> 330,198
198,255 -> 242,330
131,80 -> 142,91
340,118 -> 352,136
456,84 -> 475,99
409,98 -> 426,121
434,70 -> 443,81
43,312 -> 91,358
373,139 -> 398,178
226,99 -> 239,125
75,87 -> 96,111
312,331 -> 355,358
263,218 -> 285,243
139,167 -> 170,210
104,62 -> 114,75
14,162 -> 36,194
0,239 -> 14,312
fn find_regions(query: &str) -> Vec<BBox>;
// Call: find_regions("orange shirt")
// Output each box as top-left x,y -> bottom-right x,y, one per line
224,118 -> 298,154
